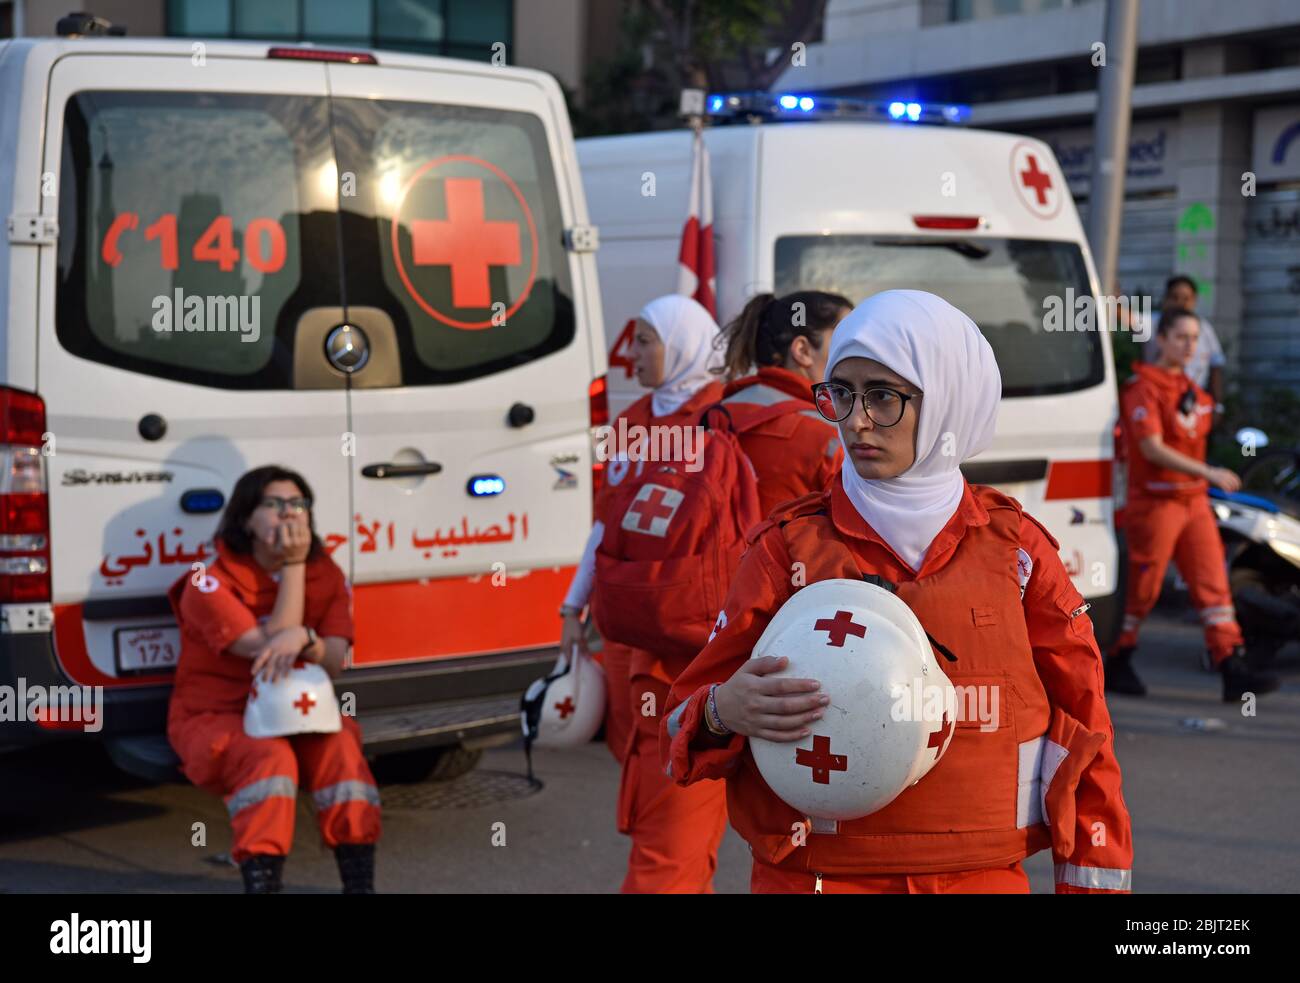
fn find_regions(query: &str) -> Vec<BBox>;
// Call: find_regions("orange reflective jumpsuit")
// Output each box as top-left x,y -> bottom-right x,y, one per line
1117,362 -> 1243,663
721,366 -> 844,516
662,480 -> 1133,894
594,381 -> 729,893
167,545 -> 381,864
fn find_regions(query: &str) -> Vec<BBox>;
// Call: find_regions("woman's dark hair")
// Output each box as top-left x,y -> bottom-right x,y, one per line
1164,274 -> 1198,298
1158,306 -> 1199,335
216,465 -> 325,557
715,290 -> 853,379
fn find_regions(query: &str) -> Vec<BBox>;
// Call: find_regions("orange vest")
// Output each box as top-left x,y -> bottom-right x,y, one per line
727,487 -> 1056,875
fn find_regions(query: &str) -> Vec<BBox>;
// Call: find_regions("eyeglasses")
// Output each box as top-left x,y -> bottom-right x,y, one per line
259,495 -> 312,516
812,383 -> 920,426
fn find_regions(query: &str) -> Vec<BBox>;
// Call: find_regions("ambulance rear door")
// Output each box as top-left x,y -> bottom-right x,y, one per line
37,50 -> 352,689
324,58 -> 597,666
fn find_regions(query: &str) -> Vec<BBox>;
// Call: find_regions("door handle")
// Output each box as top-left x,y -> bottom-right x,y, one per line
361,462 -> 443,479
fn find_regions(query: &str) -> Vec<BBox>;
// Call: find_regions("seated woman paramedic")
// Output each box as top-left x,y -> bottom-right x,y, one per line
167,465 -> 381,894
715,290 -> 852,515
560,294 -> 730,893
662,290 -> 1133,895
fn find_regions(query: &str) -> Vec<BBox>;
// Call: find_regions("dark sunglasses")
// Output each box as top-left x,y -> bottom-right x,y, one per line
812,382 -> 921,427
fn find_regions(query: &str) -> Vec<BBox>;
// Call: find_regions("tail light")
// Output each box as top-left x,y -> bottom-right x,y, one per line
0,387 -> 50,602
589,376 -> 609,501
267,47 -> 377,64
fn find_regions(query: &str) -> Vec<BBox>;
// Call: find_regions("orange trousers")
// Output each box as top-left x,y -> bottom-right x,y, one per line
751,860 -> 1031,894
1119,494 -> 1243,663
604,641 -> 728,894
170,712 -> 381,863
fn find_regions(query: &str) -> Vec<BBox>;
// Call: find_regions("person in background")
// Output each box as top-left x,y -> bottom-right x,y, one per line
560,295 -> 729,892
1110,310 -> 1279,701
715,291 -> 852,515
1141,276 -> 1226,427
167,466 -> 380,894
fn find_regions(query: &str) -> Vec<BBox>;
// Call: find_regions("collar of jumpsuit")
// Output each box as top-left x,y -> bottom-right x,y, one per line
1133,359 -> 1197,395
827,478 -> 992,582
722,364 -> 818,404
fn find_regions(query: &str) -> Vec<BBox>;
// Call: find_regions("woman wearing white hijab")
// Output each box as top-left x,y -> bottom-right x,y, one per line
560,294 -> 728,893
663,290 -> 1133,895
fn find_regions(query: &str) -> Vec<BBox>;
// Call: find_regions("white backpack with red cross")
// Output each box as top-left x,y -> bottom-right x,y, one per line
749,578 -> 956,821
244,660 -> 343,738
592,409 -> 762,667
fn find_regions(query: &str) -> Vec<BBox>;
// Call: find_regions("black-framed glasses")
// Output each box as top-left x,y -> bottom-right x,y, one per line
259,495 -> 312,516
812,382 -> 920,426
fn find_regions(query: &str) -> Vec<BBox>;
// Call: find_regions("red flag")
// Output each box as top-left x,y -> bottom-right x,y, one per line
676,128 -> 716,317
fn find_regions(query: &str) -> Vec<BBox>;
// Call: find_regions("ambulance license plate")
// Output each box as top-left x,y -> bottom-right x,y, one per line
114,625 -> 181,675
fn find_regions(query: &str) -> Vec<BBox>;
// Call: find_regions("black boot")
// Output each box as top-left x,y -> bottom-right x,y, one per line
240,854 -> 285,894
335,843 -> 375,894
1219,647 -> 1280,703
1104,646 -> 1146,696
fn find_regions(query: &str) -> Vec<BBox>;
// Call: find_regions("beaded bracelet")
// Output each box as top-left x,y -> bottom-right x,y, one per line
706,683 -> 731,736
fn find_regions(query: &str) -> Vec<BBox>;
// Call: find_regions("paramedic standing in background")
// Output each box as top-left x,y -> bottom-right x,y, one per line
715,291 -> 852,515
1108,311 -> 1279,702
1141,276 -> 1226,427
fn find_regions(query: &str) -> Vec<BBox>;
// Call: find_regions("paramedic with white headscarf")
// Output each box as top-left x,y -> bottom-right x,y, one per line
560,294 -> 729,893
661,290 -> 1134,894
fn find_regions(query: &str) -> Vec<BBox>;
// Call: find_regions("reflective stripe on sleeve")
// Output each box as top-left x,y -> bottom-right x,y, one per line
1055,862 -> 1131,891
665,699 -> 690,740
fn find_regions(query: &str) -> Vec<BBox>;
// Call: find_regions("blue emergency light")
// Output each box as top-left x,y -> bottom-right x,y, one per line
467,475 -> 506,497
706,91 -> 968,126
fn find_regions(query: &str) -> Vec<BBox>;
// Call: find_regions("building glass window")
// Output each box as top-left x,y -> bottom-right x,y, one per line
165,0 -> 510,61
168,0 -> 233,36
234,0 -> 298,38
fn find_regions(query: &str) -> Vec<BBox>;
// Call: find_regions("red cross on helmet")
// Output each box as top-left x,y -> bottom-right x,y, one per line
521,646 -> 606,751
749,578 -> 957,821
243,661 -> 343,738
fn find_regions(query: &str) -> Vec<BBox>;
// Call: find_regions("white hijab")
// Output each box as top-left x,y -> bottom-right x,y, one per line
639,295 -> 724,417
826,290 -> 1001,571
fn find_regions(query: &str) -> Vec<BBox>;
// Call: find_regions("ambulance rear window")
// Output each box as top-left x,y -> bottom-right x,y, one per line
774,236 -> 1104,397
330,97 -> 576,384
57,91 -> 336,389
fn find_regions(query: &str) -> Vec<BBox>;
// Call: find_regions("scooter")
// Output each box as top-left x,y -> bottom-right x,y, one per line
1209,428 -> 1300,664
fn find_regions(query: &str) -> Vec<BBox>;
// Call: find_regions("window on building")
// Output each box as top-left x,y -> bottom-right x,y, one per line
950,0 -> 1094,22
166,0 -> 511,61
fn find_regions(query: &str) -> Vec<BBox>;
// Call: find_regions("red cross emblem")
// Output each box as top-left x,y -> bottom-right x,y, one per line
554,696 -> 576,719
391,155 -> 539,330
927,712 -> 953,759
795,735 -> 848,784
293,692 -> 317,717
814,610 -> 867,647
621,484 -> 683,538
412,178 -> 521,309
1011,142 -> 1061,218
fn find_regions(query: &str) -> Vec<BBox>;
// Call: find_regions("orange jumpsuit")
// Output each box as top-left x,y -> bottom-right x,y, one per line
721,366 -> 844,516
167,545 -> 381,864
594,382 -> 729,893
1117,363 -> 1243,664
662,480 -> 1133,894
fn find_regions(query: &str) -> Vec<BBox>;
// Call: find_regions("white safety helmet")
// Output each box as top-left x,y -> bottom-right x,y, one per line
521,647 -> 606,750
749,578 -> 956,821
243,660 -> 342,739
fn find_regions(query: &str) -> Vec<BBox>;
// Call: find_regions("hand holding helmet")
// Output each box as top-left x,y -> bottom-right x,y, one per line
712,657 -> 827,742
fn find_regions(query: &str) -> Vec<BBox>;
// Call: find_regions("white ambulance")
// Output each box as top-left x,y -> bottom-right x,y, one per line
0,24 -> 606,779
578,92 -> 1123,646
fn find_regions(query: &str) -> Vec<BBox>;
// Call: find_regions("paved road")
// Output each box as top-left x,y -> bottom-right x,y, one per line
1,608 -> 1296,894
